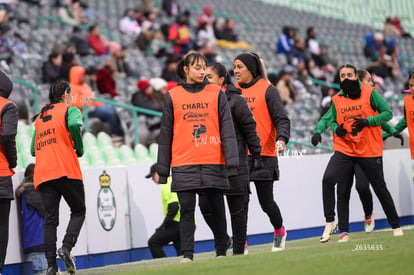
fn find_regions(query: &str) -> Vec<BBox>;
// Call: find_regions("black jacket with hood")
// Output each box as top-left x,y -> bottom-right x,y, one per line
239,76 -> 291,181
0,70 -> 18,199
225,84 -> 261,195
157,82 -> 239,192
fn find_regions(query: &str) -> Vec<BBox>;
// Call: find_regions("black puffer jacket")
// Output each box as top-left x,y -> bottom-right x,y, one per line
239,76 -> 291,181
157,82 -> 239,192
0,70 -> 18,199
225,84 -> 261,195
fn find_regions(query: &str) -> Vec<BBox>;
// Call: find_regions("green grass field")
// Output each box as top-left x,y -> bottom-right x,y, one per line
77,227 -> 413,275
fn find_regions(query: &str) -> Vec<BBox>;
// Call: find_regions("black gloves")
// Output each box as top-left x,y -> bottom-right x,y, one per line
336,123 -> 347,137
393,132 -> 404,146
311,133 -> 321,146
252,156 -> 264,170
352,118 -> 369,128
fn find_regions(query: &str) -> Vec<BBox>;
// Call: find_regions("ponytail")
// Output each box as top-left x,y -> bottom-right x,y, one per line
32,80 -> 71,122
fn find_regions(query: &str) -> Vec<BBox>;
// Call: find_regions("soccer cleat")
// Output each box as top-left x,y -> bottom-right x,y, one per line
227,236 -> 233,250
338,233 -> 350,243
57,247 -> 76,274
179,257 -> 193,263
364,216 -> 375,233
393,227 -> 404,237
272,231 -> 287,252
320,222 -> 337,243
244,241 -> 248,255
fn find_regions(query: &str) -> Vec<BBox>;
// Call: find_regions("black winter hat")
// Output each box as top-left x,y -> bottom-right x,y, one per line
234,53 -> 260,78
0,70 -> 13,98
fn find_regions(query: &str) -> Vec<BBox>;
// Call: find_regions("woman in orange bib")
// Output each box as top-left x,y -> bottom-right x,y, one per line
199,62 -> 262,255
156,53 -> 238,262
31,80 -> 84,275
233,52 -> 291,252
312,64 -> 402,243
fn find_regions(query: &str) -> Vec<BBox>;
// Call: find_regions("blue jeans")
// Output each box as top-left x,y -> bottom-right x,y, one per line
89,105 -> 123,136
29,252 -> 47,275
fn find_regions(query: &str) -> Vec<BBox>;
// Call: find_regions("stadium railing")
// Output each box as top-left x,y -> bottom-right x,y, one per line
37,16 -> 116,41
83,98 -> 162,145
11,78 -> 39,114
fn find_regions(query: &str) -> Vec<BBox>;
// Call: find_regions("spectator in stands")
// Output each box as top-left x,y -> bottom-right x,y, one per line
306,26 -> 328,68
70,26 -> 91,56
296,61 -> 320,95
96,63 -> 120,98
131,79 -> 163,112
215,19 -> 254,51
320,85 -> 335,117
59,51 -> 77,82
161,0 -> 180,18
119,8 -> 141,38
276,26 -> 295,55
41,53 -> 63,84
363,32 -> 387,61
69,66 -> 124,137
147,163 -> 182,259
15,163 -> 47,275
161,54 -> 180,82
136,21 -> 155,53
384,17 -> 401,37
367,42 -> 403,80
198,5 -> 214,29
0,70 -> 17,275
287,37 -> 311,67
149,29 -> 171,58
85,65 -> 97,91
87,24 -> 121,57
168,11 -> 192,55
276,67 -> 297,105
197,22 -> 216,45
105,44 -> 140,78
58,0 -> 86,25
267,72 -> 279,86
392,15 -> 411,38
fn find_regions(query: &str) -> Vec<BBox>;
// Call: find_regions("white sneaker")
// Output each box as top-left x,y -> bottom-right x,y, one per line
393,227 -> 404,237
244,241 -> 248,255
179,257 -> 193,263
364,216 -> 375,233
272,231 -> 287,252
320,222 -> 337,243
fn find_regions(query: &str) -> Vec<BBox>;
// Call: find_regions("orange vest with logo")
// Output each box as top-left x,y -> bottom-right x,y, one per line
0,97 -> 15,176
169,84 -> 225,167
403,94 -> 414,159
332,84 -> 382,157
236,79 -> 277,156
33,103 -> 82,189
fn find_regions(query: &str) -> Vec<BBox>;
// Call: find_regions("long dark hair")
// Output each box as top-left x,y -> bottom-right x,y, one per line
31,80 -> 71,122
176,52 -> 208,81
207,62 -> 233,86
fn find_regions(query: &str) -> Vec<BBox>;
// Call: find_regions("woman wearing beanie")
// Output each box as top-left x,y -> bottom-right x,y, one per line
199,62 -> 263,255
157,52 -> 238,262
233,52 -> 291,251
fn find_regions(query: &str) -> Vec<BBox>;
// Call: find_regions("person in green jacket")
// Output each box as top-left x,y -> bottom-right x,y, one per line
311,64 -> 402,243
147,164 -> 182,258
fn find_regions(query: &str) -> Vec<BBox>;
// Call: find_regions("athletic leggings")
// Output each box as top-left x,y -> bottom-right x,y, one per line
354,163 -> 373,219
178,189 -> 227,259
38,177 -> 86,267
323,151 -> 400,233
199,193 -> 249,255
253,180 -> 283,230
